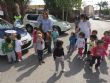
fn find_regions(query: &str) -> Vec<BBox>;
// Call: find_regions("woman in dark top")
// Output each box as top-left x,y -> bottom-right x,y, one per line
53,40 -> 65,74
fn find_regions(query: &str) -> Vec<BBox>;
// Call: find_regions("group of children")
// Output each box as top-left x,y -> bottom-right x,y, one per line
2,25 -> 110,73
32,27 -> 59,64
68,27 -> 110,70
2,33 -> 23,63
32,25 -> 110,73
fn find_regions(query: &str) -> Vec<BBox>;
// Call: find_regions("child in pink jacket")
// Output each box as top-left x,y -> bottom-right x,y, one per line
32,27 -> 38,55
89,40 -> 107,70
101,31 -> 110,51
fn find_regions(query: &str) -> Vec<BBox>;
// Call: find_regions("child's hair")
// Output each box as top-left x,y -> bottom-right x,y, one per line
104,31 -> 109,35
16,34 -> 21,40
3,33 -> 8,38
75,26 -> 80,32
5,37 -> 12,44
92,30 -> 98,34
108,30 -> 110,35
75,25 -> 78,29
53,27 -> 57,31
71,32 -> 75,37
56,40 -> 63,47
96,40 -> 103,45
79,32 -> 85,38
34,27 -> 38,30
90,35 -> 97,40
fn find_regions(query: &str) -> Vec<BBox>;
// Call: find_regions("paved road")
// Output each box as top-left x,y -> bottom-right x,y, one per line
0,19 -> 110,83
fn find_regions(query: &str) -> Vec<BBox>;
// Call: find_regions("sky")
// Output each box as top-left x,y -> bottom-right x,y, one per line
30,0 -> 45,5
82,0 -> 110,6
30,0 -> 110,9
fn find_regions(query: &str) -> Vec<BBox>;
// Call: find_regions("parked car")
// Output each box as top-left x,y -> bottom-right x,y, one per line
23,14 -> 71,34
93,15 -> 101,20
0,18 -> 33,56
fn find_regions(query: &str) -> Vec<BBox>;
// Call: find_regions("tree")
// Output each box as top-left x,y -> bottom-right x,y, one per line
102,1 -> 108,8
0,0 -> 30,22
44,0 -> 82,20
97,1 -> 108,16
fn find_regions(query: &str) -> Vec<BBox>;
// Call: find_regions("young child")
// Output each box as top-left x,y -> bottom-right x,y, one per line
51,28 -> 59,48
68,32 -> 76,53
15,34 -> 23,62
53,40 -> 65,74
75,26 -> 80,39
85,35 -> 97,63
101,31 -> 110,51
45,31 -> 52,54
75,32 -> 85,59
92,30 -> 98,40
2,37 -> 16,63
32,27 -> 38,55
101,31 -> 110,61
36,33 -> 45,64
108,30 -> 110,56
89,40 -> 107,70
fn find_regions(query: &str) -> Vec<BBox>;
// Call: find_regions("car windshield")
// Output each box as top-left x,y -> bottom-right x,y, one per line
49,15 -> 61,21
27,14 -> 39,21
0,19 -> 13,29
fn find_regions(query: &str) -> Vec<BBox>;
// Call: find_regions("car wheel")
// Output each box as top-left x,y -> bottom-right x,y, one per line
53,26 -> 62,35
26,25 -> 33,33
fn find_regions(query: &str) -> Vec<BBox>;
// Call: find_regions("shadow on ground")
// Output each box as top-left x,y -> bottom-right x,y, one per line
0,56 -> 12,72
83,66 -> 107,83
15,54 -> 39,82
46,72 -> 63,83
64,55 -> 84,77
100,60 -> 109,75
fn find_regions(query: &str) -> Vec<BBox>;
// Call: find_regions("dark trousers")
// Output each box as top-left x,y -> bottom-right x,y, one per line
47,42 -> 52,53
86,51 -> 92,61
84,38 -> 87,54
89,56 -> 101,68
43,33 -> 47,49
37,50 -> 43,62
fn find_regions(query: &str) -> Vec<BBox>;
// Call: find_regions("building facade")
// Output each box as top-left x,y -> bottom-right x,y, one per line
84,5 -> 94,17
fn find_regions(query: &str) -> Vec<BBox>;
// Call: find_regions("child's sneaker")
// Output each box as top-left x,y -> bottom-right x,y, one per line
77,55 -> 80,59
55,71 -> 58,74
42,61 -> 45,64
79,56 -> 83,59
88,66 -> 92,70
95,66 -> 99,70
61,69 -> 66,72
18,59 -> 22,62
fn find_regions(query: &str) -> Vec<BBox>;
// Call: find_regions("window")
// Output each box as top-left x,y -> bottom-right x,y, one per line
0,19 -> 13,29
27,15 -> 39,21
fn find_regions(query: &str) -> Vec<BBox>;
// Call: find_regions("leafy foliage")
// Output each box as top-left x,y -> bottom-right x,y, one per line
0,0 -> 30,22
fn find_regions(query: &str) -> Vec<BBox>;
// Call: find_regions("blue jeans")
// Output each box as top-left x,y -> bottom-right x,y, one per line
37,50 -> 43,61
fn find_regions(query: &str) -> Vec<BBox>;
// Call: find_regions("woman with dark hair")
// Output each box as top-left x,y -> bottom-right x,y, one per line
40,12 -> 53,49
78,14 -> 91,54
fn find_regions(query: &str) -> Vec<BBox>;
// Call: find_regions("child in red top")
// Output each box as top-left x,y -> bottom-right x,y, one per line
32,27 -> 38,55
101,31 -> 110,51
89,40 -> 107,70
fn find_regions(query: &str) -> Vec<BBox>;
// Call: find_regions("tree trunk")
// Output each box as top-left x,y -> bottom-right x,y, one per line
99,6 -> 102,17
62,7 -> 64,20
15,3 -> 21,15
66,9 -> 68,21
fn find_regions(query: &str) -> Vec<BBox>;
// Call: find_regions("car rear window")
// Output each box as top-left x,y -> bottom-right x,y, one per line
27,15 -> 39,21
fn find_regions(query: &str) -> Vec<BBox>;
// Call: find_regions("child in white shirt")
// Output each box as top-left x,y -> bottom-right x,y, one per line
15,34 -> 23,62
75,32 -> 85,59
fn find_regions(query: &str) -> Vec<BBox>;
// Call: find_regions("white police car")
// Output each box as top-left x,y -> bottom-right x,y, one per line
0,18 -> 32,56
